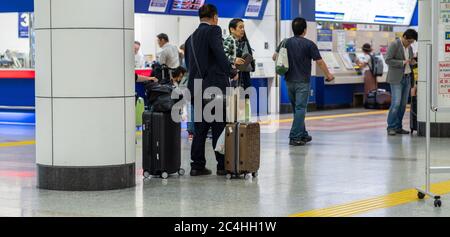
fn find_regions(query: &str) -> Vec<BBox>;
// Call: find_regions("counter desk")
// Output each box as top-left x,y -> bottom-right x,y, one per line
0,69 -> 152,124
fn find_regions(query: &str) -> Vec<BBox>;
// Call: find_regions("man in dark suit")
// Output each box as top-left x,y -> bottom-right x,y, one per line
184,4 -> 237,176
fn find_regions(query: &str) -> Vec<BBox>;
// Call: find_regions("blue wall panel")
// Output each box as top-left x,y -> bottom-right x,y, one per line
0,0 -> 33,13
0,79 -> 35,107
250,78 -> 269,116
281,0 -> 315,21
410,1 -> 418,26
299,0 -> 315,21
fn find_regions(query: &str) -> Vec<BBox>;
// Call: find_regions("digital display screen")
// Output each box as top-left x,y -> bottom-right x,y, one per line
315,0 -> 417,26
172,0 -> 205,12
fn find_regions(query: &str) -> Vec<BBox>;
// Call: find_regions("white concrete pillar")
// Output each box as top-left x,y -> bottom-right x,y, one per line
34,0 -> 136,190
417,0 -> 450,137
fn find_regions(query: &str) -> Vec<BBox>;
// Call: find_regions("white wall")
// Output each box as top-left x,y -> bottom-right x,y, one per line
134,14 -> 180,60
0,13 -> 30,53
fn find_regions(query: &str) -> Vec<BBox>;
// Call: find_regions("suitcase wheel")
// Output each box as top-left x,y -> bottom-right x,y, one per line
161,172 -> 169,179
178,168 -> 185,176
244,173 -> 252,181
226,173 -> 232,180
143,170 -> 151,179
252,171 -> 258,178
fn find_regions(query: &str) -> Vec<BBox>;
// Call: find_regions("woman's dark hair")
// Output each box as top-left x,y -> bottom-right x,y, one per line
229,18 -> 250,43
199,4 -> 218,19
172,66 -> 187,79
229,18 -> 244,34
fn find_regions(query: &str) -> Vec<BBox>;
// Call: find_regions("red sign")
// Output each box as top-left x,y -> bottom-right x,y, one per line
439,62 -> 450,95
446,44 -> 450,52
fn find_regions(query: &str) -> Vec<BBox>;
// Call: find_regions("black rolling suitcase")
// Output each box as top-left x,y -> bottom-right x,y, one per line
142,111 -> 185,179
410,96 -> 418,133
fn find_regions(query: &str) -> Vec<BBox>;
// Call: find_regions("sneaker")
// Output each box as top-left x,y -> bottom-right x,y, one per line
289,139 -> 306,146
396,129 -> 410,135
301,135 -> 312,143
216,170 -> 227,176
190,168 -> 212,176
387,129 -> 397,136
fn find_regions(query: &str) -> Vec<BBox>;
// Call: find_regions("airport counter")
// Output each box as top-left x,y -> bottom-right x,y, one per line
0,69 -> 270,124
280,76 -> 390,113
0,69 -> 153,124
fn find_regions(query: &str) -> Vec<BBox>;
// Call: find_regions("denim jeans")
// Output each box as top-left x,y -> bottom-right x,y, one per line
387,74 -> 411,130
286,81 -> 310,140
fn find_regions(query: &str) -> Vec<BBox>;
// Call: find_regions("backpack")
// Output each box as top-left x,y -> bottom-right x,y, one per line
145,83 -> 183,113
370,54 -> 384,77
151,62 -> 172,85
275,39 -> 289,76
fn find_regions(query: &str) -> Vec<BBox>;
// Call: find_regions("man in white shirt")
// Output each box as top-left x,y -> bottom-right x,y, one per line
134,41 -> 146,69
156,33 -> 180,69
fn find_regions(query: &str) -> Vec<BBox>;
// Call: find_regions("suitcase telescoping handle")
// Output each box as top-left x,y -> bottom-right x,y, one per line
234,122 -> 240,175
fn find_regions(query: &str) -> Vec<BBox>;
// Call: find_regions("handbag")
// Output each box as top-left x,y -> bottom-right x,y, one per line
276,39 -> 289,76
237,53 -> 254,72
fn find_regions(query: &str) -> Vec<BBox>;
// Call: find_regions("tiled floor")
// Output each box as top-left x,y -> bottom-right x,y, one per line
1,109 -> 450,217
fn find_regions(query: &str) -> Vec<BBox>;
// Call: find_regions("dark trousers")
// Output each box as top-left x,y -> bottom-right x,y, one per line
190,102 -> 226,170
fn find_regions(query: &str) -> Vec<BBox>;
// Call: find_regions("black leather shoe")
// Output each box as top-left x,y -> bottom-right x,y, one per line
216,170 -> 227,176
289,139 -> 306,146
396,129 -> 410,135
301,135 -> 312,143
387,129 -> 397,136
190,168 -> 212,176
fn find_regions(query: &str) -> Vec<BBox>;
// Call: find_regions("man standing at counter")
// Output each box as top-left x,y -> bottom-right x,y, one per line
156,33 -> 180,69
134,41 -> 146,68
275,17 -> 334,146
385,29 -> 418,136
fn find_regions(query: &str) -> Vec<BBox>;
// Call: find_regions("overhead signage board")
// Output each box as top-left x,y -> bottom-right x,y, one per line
148,0 -> 170,13
171,0 -> 205,12
18,12 -> 29,38
245,0 -> 264,18
315,0 -> 417,26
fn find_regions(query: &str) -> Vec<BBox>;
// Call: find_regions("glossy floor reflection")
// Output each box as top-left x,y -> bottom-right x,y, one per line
1,109 -> 450,217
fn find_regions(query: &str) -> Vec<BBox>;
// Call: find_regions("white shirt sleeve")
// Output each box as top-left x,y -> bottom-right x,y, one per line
135,53 -> 146,68
159,49 -> 168,66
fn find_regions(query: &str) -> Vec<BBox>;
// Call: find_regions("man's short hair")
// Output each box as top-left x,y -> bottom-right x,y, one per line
157,33 -> 169,42
292,17 -> 307,36
134,41 -> 141,46
362,43 -> 372,53
403,29 -> 418,41
199,4 -> 218,19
